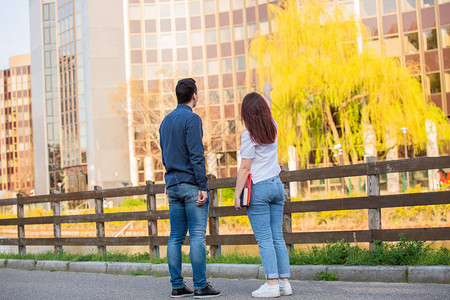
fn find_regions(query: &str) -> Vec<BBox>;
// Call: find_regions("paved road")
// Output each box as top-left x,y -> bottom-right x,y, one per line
0,268 -> 448,300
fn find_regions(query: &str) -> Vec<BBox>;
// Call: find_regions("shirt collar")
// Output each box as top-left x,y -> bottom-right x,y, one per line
177,104 -> 193,112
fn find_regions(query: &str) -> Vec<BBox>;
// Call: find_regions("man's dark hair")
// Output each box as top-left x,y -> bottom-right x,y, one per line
176,78 -> 197,104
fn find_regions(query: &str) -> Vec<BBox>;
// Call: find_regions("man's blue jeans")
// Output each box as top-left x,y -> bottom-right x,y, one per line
167,183 -> 210,289
247,176 -> 290,279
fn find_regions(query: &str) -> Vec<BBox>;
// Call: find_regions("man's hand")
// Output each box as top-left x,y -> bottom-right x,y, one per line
197,190 -> 208,206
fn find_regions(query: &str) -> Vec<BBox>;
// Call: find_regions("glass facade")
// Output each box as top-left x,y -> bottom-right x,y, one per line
56,0 -> 87,192
42,2 -> 64,194
0,57 -> 35,195
358,0 -> 450,113
127,0 -> 276,184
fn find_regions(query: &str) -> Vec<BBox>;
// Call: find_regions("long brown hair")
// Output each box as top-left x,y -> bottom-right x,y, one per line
241,92 -> 276,144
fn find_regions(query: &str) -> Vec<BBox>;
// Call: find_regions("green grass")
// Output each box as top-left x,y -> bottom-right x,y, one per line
1,235 -> 448,266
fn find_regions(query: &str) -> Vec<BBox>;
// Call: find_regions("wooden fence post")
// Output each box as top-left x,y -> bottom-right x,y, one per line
94,186 -> 106,255
146,180 -> 159,258
366,156 -> 381,250
207,174 -> 221,258
52,200 -> 63,253
16,193 -> 25,255
281,167 -> 293,252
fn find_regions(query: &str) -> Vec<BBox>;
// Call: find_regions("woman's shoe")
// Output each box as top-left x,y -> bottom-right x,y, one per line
278,280 -> 292,296
251,282 -> 280,298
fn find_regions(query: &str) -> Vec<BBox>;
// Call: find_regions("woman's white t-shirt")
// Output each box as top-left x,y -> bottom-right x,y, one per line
239,122 -> 281,183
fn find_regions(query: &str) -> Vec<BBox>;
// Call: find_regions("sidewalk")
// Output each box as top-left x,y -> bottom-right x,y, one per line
1,259 -> 448,284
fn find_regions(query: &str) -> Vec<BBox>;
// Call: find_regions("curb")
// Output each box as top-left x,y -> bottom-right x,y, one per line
0,260 -> 448,284
36,260 -> 69,272
107,262 -> 152,275
6,259 -> 36,270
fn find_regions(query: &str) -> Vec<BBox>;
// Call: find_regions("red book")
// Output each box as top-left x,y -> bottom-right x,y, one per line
240,173 -> 252,207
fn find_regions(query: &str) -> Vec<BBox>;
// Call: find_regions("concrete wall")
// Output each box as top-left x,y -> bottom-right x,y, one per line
82,0 -> 130,190
30,0 -> 50,196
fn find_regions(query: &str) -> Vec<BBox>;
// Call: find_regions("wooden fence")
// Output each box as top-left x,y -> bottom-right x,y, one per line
0,156 -> 449,257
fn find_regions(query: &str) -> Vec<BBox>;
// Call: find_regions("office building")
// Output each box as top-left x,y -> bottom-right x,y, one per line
0,55 -> 35,195
30,0 -> 130,194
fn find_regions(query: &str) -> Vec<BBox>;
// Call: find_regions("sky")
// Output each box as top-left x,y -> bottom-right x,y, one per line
0,0 -> 30,70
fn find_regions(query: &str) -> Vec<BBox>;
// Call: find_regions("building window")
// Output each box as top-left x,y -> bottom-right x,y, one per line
190,1 -> 201,15
129,5 -> 140,19
222,58 -> 233,73
209,90 -> 220,105
161,33 -> 173,48
444,71 -> 450,92
220,27 -> 231,42
404,32 -> 419,53
143,5 -> 156,19
191,31 -> 203,46
206,29 -> 217,44
174,2 -> 187,18
233,0 -> 243,10
361,0 -> 377,17
382,0 -> 397,14
422,0 -> 435,7
402,0 -> 416,11
159,3 -> 171,18
247,23 -> 257,38
177,62 -> 189,77
234,25 -> 245,40
192,61 -> 204,76
205,0 -> 215,14
176,32 -> 188,47
130,35 -> 141,49
423,29 -> 438,50
442,25 -> 450,48
427,73 -> 441,94
207,60 -> 219,74
236,56 -> 246,71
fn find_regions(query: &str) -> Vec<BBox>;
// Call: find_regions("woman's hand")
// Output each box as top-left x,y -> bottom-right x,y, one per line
234,195 -> 242,210
234,158 -> 252,210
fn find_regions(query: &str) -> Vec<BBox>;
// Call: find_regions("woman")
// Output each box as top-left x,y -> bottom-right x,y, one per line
234,81 -> 292,298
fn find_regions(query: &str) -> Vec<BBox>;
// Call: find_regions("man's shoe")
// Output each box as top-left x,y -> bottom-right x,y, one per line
171,285 -> 194,298
278,280 -> 292,296
251,282 -> 280,298
194,283 -> 222,298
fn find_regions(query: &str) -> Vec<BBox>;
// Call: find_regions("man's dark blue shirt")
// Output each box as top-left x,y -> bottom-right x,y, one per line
159,104 -> 208,191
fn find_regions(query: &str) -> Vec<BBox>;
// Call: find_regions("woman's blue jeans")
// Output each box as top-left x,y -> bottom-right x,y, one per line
247,176 -> 290,279
166,183 -> 210,290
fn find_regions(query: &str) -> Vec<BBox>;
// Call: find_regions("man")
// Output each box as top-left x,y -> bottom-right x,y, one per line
159,78 -> 222,299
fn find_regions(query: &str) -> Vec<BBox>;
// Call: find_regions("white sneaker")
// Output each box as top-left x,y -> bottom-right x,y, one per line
278,280 -> 292,296
252,282 -> 280,298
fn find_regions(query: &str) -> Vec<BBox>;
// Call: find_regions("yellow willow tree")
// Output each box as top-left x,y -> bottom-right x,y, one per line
250,0 -> 450,166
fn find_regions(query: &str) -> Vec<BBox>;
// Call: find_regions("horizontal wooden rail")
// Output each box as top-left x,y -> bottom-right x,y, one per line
1,190 -> 448,226
1,227 -> 448,247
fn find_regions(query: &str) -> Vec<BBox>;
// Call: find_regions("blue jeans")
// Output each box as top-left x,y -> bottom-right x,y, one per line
167,183 -> 210,289
247,176 -> 290,279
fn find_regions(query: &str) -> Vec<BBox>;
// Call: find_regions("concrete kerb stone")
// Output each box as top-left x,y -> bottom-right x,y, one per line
36,260 -> 69,272
107,262 -> 152,275
6,259 -> 36,270
208,264 -> 259,279
408,266 -> 450,284
150,263 -> 170,276
0,259 -> 6,268
290,265 -> 328,281
69,261 -> 107,274
327,266 -> 407,283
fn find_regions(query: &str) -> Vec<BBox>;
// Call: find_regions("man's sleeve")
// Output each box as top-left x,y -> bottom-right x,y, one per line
186,115 -> 208,191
